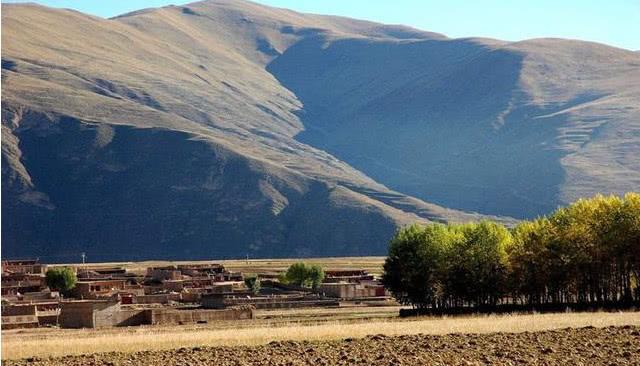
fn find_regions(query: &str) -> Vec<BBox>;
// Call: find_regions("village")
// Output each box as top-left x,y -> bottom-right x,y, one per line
1,258 -> 391,329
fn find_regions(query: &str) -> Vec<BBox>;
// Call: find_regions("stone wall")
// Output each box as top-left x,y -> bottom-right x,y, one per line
60,301 -> 254,328
202,293 -> 339,310
1,315 -> 38,329
60,302 -> 105,328
1,304 -> 37,316
146,306 -> 254,325
99,308 -> 148,327
136,293 -> 181,304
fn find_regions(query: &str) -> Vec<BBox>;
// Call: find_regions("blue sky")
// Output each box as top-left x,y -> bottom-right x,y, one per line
3,0 -> 639,50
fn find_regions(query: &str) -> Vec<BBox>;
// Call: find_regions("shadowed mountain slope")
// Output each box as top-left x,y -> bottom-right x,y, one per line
2,0 -> 638,260
268,36 -> 640,218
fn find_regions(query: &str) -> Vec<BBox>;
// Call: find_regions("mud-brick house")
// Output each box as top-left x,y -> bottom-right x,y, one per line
1,271 -> 47,296
1,300 -> 60,328
59,300 -> 148,328
201,292 -> 339,310
1,259 -> 46,275
59,300 -> 255,328
76,266 -> 128,280
147,266 -> 183,282
176,264 -> 225,277
318,282 -> 386,299
146,306 -> 254,325
1,282 -> 43,296
1,303 -> 39,329
323,270 -> 375,283
73,279 -> 127,299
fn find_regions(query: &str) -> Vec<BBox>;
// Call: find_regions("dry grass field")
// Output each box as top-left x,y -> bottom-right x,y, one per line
60,256 -> 387,276
7,326 -> 640,365
3,311 -> 639,361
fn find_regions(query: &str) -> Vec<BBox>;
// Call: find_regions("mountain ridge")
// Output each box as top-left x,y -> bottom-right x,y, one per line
2,0 -> 638,261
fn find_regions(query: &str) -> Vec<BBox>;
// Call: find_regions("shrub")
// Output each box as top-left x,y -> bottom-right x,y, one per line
284,262 -> 325,288
45,267 -> 77,293
244,276 -> 261,295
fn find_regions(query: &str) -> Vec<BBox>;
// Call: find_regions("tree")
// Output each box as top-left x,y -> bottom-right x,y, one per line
383,193 -> 639,312
244,276 -> 261,295
45,267 -> 77,293
285,262 -> 310,287
445,221 -> 511,307
383,224 -> 457,308
308,265 -> 325,289
284,262 -> 325,288
621,193 -> 640,300
509,218 -> 553,305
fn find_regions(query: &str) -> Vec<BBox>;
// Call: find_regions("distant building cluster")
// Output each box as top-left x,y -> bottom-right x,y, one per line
1,259 -> 389,329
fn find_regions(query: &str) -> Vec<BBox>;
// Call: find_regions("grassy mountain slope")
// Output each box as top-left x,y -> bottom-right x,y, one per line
1,1 -> 489,261
3,0 -> 637,259
268,35 -> 640,218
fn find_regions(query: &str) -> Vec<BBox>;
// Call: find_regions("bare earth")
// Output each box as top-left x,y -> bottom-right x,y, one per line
6,326 -> 640,366
5,312 -> 639,360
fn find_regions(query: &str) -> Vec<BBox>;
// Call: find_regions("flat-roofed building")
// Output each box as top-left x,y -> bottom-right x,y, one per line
318,282 -> 386,299
1,259 -> 45,275
147,266 -> 182,281
60,300 -> 121,328
73,279 -> 127,299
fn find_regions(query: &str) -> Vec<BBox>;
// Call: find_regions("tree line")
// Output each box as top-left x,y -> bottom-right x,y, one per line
382,193 -> 640,310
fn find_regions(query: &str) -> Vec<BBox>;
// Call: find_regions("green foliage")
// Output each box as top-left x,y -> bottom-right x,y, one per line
383,224 -> 457,308
244,276 -> 261,295
445,221 -> 511,306
284,262 -> 325,288
308,265 -> 325,289
45,267 -> 77,293
383,193 -> 640,309
277,272 -> 289,285
509,217 -> 554,304
285,262 -> 309,286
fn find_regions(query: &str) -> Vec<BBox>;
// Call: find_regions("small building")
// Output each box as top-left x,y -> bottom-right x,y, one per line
1,284 -> 43,296
1,302 -> 59,328
162,280 -> 185,292
21,289 -> 59,301
201,292 -> 339,310
1,303 -> 38,316
135,293 -> 181,304
146,306 -> 254,325
147,266 -> 183,282
1,259 -> 45,275
1,272 -> 47,296
223,271 -> 244,282
59,300 -> 146,328
60,300 -> 118,328
201,293 -> 227,309
177,263 -> 226,277
59,300 -> 254,328
76,266 -> 129,280
323,270 -> 375,283
319,282 -> 386,299
1,314 -> 39,329
73,279 -> 127,299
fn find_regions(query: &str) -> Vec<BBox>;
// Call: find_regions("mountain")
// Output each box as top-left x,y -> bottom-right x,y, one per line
268,37 -> 640,218
2,0 -> 638,261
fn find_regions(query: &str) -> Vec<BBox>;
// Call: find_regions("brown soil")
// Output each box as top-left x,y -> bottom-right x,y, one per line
7,326 -> 640,366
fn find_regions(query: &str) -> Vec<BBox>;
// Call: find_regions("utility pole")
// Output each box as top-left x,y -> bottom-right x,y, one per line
81,252 -> 87,278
